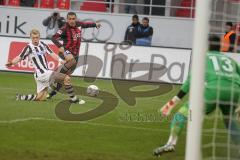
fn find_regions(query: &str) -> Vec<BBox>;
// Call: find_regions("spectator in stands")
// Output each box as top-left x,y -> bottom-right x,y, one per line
220,21 -> 236,52
42,11 -> 65,39
20,0 -> 35,7
124,15 -> 140,45
135,17 -> 153,46
0,0 -> 4,5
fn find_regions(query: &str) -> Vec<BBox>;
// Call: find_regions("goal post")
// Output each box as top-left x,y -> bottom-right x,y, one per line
185,0 -> 240,160
185,1 -> 211,160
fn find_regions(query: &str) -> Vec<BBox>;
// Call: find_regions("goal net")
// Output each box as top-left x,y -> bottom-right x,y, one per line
186,0 -> 240,160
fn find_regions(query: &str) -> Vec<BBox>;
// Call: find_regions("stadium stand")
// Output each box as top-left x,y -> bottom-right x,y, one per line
0,0 -> 6,5
57,0 -> 70,10
0,0 -> 198,18
7,0 -> 20,6
34,0 -> 38,7
175,0 -> 195,18
40,0 -> 54,9
233,23 -> 240,52
80,0 -> 107,12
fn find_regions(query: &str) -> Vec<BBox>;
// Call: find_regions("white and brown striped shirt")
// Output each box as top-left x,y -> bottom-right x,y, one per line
19,41 -> 53,75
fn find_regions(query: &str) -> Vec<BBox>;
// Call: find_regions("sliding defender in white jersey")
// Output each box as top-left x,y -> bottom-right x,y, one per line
6,29 -> 85,104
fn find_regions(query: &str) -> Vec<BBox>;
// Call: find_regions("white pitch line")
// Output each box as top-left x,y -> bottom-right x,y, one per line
0,86 -> 33,92
0,86 -> 230,139
0,117 -> 165,132
0,117 -> 229,139
0,117 -> 57,124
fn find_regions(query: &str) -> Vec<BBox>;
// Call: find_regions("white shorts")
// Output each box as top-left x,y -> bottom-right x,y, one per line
34,70 -> 53,93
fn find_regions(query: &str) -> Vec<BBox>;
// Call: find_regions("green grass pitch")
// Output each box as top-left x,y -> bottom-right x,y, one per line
0,72 -> 229,160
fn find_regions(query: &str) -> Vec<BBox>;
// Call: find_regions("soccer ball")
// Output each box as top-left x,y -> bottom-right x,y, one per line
86,85 -> 99,97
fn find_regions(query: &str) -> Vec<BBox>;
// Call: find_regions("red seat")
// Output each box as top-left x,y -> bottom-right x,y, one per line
40,0 -> 54,9
175,0 -> 195,18
180,0 -> 195,7
34,1 -> 39,8
80,0 -> 107,12
181,1 -> 191,7
57,0 -> 70,10
176,9 -> 195,18
8,0 -> 20,6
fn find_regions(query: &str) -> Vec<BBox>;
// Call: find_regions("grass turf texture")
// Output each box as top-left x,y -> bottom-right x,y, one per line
0,72 -> 231,160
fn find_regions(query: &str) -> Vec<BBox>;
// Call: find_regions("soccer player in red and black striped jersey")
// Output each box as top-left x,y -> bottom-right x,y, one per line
48,12 -> 101,99
52,12 -> 100,58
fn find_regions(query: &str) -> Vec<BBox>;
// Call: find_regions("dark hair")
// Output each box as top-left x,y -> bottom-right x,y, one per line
132,15 -> 139,20
67,12 -> 77,18
208,35 -> 220,51
53,12 -> 58,17
226,22 -> 233,27
143,17 -> 149,22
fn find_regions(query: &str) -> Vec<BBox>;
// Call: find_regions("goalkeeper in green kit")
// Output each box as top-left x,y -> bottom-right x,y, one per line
153,36 -> 240,157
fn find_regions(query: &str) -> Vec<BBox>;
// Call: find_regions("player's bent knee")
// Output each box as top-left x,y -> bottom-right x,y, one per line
64,58 -> 76,71
69,58 -> 76,66
171,113 -> 187,127
65,54 -> 76,64
65,54 -> 74,61
64,75 -> 71,85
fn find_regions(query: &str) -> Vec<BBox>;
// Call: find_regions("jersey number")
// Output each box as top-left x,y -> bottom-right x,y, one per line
209,56 -> 234,73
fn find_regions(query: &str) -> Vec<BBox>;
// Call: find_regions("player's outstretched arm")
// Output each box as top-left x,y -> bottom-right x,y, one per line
6,56 -> 21,67
159,95 -> 181,117
6,45 -> 30,67
159,75 -> 190,116
78,21 -> 101,29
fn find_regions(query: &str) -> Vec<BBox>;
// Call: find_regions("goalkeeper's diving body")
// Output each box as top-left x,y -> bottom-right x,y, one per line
153,36 -> 240,157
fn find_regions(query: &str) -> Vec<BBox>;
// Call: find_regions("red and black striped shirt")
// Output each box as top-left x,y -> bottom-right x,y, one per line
52,21 -> 96,56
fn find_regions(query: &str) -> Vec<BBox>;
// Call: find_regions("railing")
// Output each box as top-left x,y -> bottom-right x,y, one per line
73,0 -> 196,18
1,0 -> 197,18
1,0 -> 239,20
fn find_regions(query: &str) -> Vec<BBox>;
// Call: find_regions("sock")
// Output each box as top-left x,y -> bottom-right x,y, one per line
167,113 -> 187,146
49,83 -> 62,96
64,85 -> 77,100
52,83 -> 62,92
55,83 -> 62,91
167,134 -> 178,146
20,94 -> 37,101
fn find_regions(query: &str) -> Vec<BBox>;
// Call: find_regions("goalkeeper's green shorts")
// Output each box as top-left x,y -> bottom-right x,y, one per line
178,83 -> 240,117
